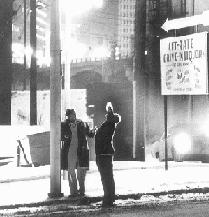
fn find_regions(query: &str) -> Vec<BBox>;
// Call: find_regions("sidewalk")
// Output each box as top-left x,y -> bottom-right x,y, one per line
1,160 -> 209,209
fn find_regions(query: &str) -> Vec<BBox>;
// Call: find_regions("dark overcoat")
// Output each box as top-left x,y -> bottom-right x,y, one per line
95,113 -> 120,155
61,119 -> 94,170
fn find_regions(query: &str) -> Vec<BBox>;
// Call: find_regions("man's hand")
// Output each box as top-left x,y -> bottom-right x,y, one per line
107,106 -> 113,114
106,102 -> 113,113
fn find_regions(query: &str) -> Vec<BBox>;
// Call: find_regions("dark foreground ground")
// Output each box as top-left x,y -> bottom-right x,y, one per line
1,193 -> 209,217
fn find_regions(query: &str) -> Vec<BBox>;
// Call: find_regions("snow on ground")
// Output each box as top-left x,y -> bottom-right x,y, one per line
0,161 -> 209,208
1,161 -> 209,216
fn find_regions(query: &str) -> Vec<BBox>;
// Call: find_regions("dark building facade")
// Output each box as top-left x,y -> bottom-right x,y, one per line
145,0 -> 209,146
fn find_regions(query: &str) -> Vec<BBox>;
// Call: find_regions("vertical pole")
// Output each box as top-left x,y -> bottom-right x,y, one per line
63,15 -> 71,180
63,11 -> 71,119
133,80 -> 136,158
64,51 -> 71,110
0,0 -> 12,125
188,0 -> 196,151
23,0 -> 27,90
163,0 -> 173,170
134,0 -> 146,161
48,0 -> 63,198
192,0 -> 195,15
191,0 -> 196,121
164,96 -> 168,170
30,0 -> 37,125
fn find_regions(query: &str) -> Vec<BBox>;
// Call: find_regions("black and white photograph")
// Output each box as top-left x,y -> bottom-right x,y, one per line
1,0 -> 209,216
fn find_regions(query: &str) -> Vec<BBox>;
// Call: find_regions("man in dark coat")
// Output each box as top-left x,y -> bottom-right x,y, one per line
95,102 -> 121,207
61,109 -> 95,196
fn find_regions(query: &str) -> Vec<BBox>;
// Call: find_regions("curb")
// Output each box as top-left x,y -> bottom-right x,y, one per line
1,186 -> 209,211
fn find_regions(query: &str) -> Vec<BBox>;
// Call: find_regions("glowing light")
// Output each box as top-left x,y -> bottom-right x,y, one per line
12,43 -> 30,57
88,105 -> 95,108
12,43 -> 23,53
37,34 -> 46,41
25,46 -> 33,56
60,0 -> 104,60
12,43 -> 50,66
36,26 -> 45,33
37,50 -> 51,66
173,133 -> 191,154
12,24 -> 20,32
60,0 -> 103,18
37,17 -> 47,26
90,46 -> 111,58
37,8 -> 47,18
199,115 -> 209,137
63,38 -> 88,59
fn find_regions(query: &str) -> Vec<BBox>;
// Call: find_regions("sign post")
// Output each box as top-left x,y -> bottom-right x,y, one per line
164,95 -> 168,170
160,32 -> 208,170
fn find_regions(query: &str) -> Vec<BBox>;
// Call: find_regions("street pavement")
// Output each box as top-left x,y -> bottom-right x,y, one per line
1,160 -> 209,216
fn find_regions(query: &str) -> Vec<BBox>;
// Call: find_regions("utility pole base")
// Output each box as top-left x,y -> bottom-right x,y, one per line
48,192 -> 64,198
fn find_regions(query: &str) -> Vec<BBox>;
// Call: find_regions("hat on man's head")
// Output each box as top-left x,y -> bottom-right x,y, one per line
66,109 -> 76,116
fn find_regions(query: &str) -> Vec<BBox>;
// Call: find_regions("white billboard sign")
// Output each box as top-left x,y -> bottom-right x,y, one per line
160,32 -> 208,95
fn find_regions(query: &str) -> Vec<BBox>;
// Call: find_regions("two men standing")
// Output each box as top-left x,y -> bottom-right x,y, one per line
61,103 -> 121,207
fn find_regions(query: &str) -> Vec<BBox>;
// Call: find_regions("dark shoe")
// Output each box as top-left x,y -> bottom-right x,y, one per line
78,189 -> 85,196
101,202 -> 115,208
68,193 -> 79,198
79,192 -> 85,197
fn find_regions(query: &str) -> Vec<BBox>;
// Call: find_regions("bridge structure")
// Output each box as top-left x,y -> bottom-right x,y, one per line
67,56 -> 135,160
69,57 -> 133,83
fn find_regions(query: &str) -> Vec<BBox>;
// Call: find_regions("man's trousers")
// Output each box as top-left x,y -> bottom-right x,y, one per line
96,155 -> 115,205
68,167 -> 86,195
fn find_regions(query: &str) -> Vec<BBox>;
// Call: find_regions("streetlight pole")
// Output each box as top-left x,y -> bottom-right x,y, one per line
48,0 -> 63,198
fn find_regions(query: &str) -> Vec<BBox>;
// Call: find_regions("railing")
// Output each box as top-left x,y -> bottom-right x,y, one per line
70,57 -> 108,64
70,55 -> 132,64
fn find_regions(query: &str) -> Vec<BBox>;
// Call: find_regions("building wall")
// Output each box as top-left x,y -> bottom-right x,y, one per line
118,0 -> 135,57
186,0 -> 209,15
